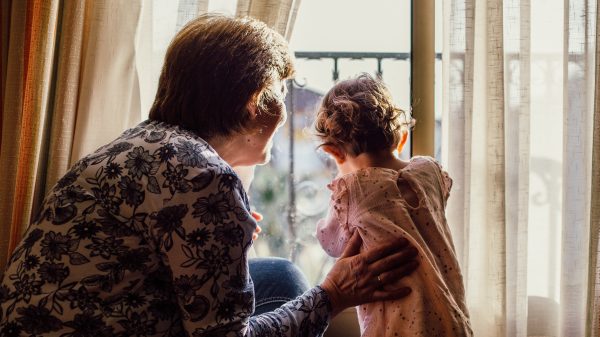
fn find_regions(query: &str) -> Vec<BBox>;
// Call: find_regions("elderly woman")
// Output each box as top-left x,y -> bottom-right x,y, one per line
0,14 -> 418,337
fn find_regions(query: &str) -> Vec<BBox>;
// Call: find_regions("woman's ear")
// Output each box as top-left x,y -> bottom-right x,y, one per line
322,144 -> 346,164
396,129 -> 409,154
245,91 -> 261,120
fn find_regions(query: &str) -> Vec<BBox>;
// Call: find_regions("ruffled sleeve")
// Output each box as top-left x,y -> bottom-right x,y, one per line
315,177 -> 352,258
430,158 -> 453,203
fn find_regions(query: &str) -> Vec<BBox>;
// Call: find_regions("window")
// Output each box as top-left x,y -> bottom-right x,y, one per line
250,0 -> 440,284
143,0 -> 439,285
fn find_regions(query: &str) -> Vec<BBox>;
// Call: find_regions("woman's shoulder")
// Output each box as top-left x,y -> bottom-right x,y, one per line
119,119 -> 227,169
64,119 -> 240,201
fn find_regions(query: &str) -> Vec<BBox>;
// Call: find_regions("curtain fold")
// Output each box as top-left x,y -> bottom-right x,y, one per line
587,0 -> 600,333
444,0 -> 598,336
0,0 -> 11,148
0,0 -> 145,270
560,1 -> 594,335
236,0 -> 301,39
504,1 -> 530,336
0,0 -> 60,270
69,0 -> 143,164
176,0 -> 210,29
43,0 -> 85,198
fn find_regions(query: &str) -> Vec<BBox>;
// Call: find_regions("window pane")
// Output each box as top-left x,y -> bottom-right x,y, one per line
251,0 -> 413,284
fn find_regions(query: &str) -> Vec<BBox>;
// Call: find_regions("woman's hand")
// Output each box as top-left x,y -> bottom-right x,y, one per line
320,232 -> 419,317
251,211 -> 263,240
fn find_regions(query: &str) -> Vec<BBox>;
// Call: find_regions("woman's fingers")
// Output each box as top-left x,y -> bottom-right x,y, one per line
251,211 -> 263,239
371,287 -> 412,303
339,231 -> 362,259
377,259 -> 419,284
369,245 -> 419,276
364,237 -> 410,264
252,225 -> 262,240
251,211 -> 263,222
321,235 -> 420,317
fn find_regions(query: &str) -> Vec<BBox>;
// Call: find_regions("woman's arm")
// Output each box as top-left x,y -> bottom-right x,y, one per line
150,165 -> 331,337
248,287 -> 331,337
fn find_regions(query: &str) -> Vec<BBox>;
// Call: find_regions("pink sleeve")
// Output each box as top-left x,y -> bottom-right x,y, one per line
441,169 -> 453,201
431,159 -> 453,202
315,179 -> 351,258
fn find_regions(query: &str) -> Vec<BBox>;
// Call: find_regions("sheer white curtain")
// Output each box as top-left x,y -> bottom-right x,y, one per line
442,0 -> 599,336
236,0 -> 301,39
135,0 -> 301,120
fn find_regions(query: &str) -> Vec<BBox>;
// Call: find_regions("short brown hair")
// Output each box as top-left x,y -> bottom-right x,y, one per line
314,73 -> 410,156
149,14 -> 294,139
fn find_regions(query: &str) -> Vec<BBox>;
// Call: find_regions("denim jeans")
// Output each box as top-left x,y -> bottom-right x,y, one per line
249,257 -> 311,315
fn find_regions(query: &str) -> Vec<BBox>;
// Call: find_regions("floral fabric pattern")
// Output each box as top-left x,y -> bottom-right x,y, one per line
0,120 -> 330,337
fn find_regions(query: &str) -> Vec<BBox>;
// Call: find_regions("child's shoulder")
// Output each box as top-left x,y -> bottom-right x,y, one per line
407,155 -> 438,165
405,156 -> 447,173
405,156 -> 453,198
335,168 -> 403,198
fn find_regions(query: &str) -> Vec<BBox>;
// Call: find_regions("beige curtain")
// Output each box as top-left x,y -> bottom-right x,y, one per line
0,0 -> 144,270
236,0 -> 302,39
588,3 -> 600,334
42,0 -> 85,207
68,1 -> 143,163
443,0 -> 598,336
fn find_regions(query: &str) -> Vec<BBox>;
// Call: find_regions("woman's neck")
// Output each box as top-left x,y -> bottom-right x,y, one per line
206,133 -> 248,167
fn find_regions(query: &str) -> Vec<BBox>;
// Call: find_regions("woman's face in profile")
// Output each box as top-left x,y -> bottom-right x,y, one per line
244,78 -> 288,165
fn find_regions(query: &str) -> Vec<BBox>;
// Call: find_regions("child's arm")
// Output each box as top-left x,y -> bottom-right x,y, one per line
315,180 -> 351,258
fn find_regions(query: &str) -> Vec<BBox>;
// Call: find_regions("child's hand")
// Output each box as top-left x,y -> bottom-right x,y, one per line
251,211 -> 263,240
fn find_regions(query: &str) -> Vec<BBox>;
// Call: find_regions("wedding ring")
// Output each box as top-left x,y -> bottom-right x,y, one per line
377,275 -> 382,283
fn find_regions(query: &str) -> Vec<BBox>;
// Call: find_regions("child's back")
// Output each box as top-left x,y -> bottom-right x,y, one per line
313,73 -> 471,336
318,156 -> 470,336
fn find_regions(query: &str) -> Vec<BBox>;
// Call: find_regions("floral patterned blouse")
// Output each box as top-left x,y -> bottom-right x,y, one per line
0,120 -> 330,337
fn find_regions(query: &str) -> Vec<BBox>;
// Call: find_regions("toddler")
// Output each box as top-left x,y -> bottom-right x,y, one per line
314,74 -> 472,337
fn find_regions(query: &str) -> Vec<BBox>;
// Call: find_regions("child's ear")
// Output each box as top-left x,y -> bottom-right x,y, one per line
322,144 -> 346,164
396,129 -> 409,154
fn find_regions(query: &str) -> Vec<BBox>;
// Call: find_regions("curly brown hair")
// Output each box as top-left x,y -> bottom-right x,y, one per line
314,73 -> 411,156
149,14 -> 294,140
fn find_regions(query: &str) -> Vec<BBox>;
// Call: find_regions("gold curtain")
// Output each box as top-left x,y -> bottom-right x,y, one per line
588,2 -> 600,334
0,0 -> 61,271
0,0 -> 144,270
